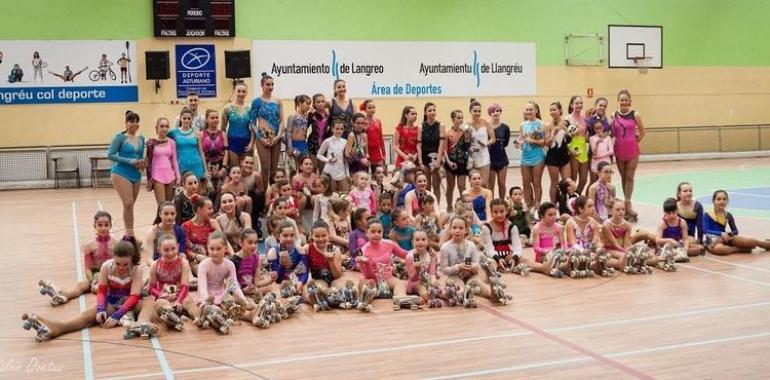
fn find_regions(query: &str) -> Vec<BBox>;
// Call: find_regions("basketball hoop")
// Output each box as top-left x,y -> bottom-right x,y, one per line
632,56 -> 653,74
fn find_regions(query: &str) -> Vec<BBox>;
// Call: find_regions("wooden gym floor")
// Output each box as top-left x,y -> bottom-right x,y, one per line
1,157 -> 769,379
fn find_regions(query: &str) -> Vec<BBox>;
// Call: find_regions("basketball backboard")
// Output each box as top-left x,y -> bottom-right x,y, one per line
608,25 -> 662,69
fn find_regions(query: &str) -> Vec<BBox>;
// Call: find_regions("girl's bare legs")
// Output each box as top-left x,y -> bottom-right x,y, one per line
521,165 -> 534,208
112,174 -> 140,236
547,165 -> 560,203
445,172 -> 456,212
431,169 -> 442,207
456,175 -> 467,197
477,165 -> 490,188
256,144 -> 271,191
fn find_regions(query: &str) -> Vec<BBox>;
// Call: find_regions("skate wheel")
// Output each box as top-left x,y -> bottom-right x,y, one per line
23,320 -> 32,330
39,288 -> 46,296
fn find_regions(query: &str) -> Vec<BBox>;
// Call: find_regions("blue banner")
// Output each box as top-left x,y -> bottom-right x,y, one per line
0,86 -> 138,105
176,44 -> 216,98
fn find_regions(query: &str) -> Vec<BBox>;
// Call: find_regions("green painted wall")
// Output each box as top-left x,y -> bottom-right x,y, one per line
1,0 -> 769,66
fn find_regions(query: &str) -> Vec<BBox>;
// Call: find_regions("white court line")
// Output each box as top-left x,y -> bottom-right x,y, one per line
424,331 -> 770,379
729,192 -> 770,199
704,256 -> 770,274
97,200 -> 173,380
680,264 -> 770,287
72,202 -> 95,380
104,301 -> 770,380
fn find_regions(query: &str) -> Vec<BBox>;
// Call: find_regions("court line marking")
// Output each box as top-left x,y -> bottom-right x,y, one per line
72,202 -> 95,380
680,264 -> 770,288
104,300 -> 770,380
728,192 -> 770,199
424,331 -> 770,379
481,306 -> 653,379
97,200 -> 174,380
704,256 -> 770,273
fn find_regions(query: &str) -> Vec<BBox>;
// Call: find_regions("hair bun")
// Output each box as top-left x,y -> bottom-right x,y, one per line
190,194 -> 200,203
125,110 -> 133,116
261,72 -> 268,77
469,98 -> 477,104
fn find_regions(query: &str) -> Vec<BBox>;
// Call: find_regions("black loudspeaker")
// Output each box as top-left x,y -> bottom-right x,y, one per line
225,50 -> 251,79
145,51 -> 170,80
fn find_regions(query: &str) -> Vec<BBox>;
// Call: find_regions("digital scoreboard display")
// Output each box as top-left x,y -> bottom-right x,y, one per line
154,0 -> 235,38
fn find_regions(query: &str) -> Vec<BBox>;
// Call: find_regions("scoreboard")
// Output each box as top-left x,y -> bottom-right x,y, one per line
154,0 -> 235,38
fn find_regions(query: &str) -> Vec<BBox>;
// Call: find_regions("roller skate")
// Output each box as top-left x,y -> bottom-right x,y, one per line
479,255 -> 503,280
38,280 -> 68,306
357,280 -> 377,313
463,279 -> 480,308
375,263 -> 393,299
280,273 -> 300,298
252,293 -> 277,329
546,249 -> 567,278
657,243 -> 678,272
445,280 -> 464,307
569,248 -> 594,278
512,263 -> 530,277
194,297 -> 232,334
188,277 -> 198,291
219,295 -> 247,324
624,242 -> 654,274
391,257 -> 408,280
21,313 -> 52,342
123,322 -> 159,340
594,249 -> 615,277
118,311 -> 135,327
279,296 -> 303,319
324,288 -> 344,309
488,276 -> 513,306
340,280 -> 359,309
156,304 -> 188,331
426,283 -> 443,308
392,296 -> 423,311
306,280 -> 330,312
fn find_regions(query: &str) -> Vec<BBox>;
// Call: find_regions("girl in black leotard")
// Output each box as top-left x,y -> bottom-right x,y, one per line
418,102 -> 445,206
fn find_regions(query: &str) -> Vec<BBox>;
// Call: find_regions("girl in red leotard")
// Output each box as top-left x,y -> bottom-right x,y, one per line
393,106 -> 419,169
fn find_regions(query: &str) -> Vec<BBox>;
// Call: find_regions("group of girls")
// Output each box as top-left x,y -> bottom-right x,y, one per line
24,77 -> 769,342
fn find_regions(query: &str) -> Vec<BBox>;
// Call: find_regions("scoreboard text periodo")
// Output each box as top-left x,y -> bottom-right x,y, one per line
154,0 -> 235,38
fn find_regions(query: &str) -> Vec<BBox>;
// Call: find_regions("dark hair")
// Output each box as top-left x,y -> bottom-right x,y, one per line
490,198 -> 506,210
219,191 -> 243,227
330,198 -> 351,215
333,79 -> 346,97
595,97 -> 608,107
312,93 -> 325,107
550,101 -> 563,114
663,197 -> 678,213
239,227 -> 258,241
557,179 -> 572,215
187,91 -> 199,98
617,89 -> 631,100
94,210 -> 112,224
469,98 -> 481,112
277,221 -> 295,235
271,168 -> 286,182
272,196 -> 289,210
260,72 -> 273,85
400,106 -> 415,126
538,201 -> 557,218
421,194 -> 435,205
676,182 -> 691,201
367,217 -> 383,229
208,230 -> 228,246
449,215 -> 468,228
180,107 -> 193,117
294,94 -> 311,109
153,201 -> 176,225
597,161 -> 611,173
379,192 -> 393,204
275,179 -> 290,190
423,102 -> 436,123
351,207 -> 369,229
352,112 -> 366,125
156,233 -> 178,251
509,186 -> 522,197
574,195 -> 589,214
125,110 -> 140,123
450,109 -> 463,121
114,239 -> 141,266
712,189 -> 729,202
312,219 -> 330,231
267,214 -> 283,234
191,194 -> 211,213
181,171 -> 198,186
527,101 -> 542,120
568,95 -> 582,114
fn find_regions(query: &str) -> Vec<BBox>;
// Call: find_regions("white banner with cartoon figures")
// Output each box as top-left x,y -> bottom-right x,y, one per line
251,40 -> 536,98
0,40 -> 138,105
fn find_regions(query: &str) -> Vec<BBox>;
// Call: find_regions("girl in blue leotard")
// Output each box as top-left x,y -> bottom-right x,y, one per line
515,101 -> 546,211
222,81 -> 253,167
462,170 -> 493,223
169,108 -> 206,180
108,111 -> 145,238
251,73 -> 284,191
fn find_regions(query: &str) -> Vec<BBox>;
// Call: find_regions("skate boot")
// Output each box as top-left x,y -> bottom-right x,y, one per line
392,296 -> 423,311
357,280 -> 377,312
123,322 -> 159,340
463,279 -> 480,308
306,280 -> 330,312
156,304 -> 188,331
38,280 -> 68,306
489,276 -> 513,306
22,313 -> 52,342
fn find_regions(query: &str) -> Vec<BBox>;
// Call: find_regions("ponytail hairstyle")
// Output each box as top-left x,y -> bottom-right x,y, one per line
400,106 -> 415,126
352,112 -> 366,126
550,101 -> 563,116
557,179 -> 571,213
574,195 -> 589,215
568,95 -> 581,114
153,200 -> 176,225
114,239 -> 141,266
94,210 -> 113,224
207,230 -> 228,247
676,181 -> 691,201
527,101 -> 542,120
333,79 -> 346,98
180,107 -> 193,118
423,102 -> 436,123
191,194 -> 211,214
294,94 -> 311,110
125,110 -> 140,123
351,207 -> 369,230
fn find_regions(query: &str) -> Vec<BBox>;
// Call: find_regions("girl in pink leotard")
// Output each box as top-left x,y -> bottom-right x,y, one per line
357,218 -> 408,297
405,230 -> 438,299
146,117 -> 181,204
531,202 -> 565,267
611,89 -> 646,220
